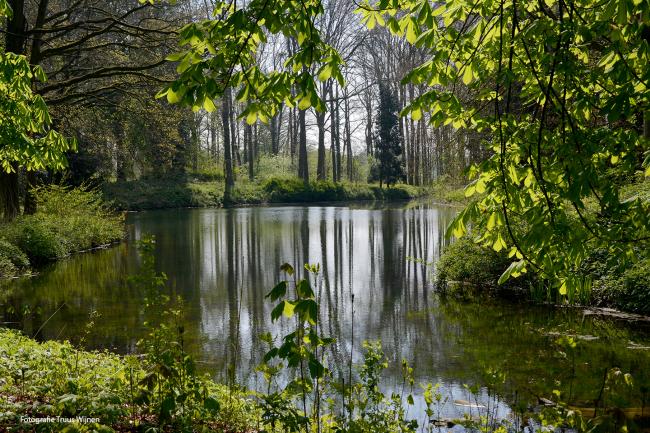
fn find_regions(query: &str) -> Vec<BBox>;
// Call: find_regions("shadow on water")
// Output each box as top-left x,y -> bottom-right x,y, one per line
1,202 -> 649,420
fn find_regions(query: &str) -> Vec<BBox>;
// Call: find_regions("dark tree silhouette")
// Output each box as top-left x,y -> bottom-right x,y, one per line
371,84 -> 405,188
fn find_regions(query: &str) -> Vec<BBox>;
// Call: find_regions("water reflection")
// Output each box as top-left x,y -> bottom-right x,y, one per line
2,202 -> 649,419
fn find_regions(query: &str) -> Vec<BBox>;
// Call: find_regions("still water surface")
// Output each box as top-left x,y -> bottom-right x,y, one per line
3,202 -> 649,420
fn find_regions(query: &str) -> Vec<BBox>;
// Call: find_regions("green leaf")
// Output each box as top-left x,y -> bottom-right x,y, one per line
295,299 -> 318,325
559,280 -> 567,296
492,234 -> 506,252
266,281 -> 287,301
204,396 -> 220,414
317,65 -> 333,81
270,301 -> 285,321
617,0 -> 627,24
280,263 -> 294,275
405,19 -> 417,44
203,97 -> 216,113
308,355 -> 325,379
498,260 -> 525,285
246,111 -> 258,125
296,279 -> 314,298
462,66 -> 472,85
298,96 -> 311,110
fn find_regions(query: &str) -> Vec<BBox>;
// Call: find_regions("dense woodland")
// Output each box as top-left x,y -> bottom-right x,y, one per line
1,0 -> 482,213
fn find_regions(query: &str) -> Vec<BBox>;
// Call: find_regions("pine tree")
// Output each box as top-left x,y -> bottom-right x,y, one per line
373,84 -> 405,188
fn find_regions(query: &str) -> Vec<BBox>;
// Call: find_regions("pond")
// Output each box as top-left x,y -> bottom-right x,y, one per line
2,202 -> 649,423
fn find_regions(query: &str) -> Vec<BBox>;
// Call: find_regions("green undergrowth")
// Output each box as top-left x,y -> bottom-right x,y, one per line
435,236 -> 538,300
436,180 -> 650,314
0,185 -> 123,278
102,175 -> 432,211
0,328 -> 255,433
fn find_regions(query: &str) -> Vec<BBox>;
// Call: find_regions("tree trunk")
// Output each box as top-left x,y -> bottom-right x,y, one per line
222,89 -> 235,202
289,106 -> 296,163
23,171 -> 39,215
0,169 -> 20,221
316,111 -> 326,180
329,86 -> 338,182
1,0 -> 27,220
210,110 -> 219,161
298,108 -> 309,184
190,114 -> 200,172
344,90 -> 352,181
246,123 -> 254,181
334,86 -> 342,183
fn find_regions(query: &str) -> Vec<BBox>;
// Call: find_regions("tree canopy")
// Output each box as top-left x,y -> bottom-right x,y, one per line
355,0 -> 650,296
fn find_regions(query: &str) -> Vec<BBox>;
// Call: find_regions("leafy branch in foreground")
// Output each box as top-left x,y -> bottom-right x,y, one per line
157,0 -> 344,122
357,0 -> 650,297
0,1 -> 75,174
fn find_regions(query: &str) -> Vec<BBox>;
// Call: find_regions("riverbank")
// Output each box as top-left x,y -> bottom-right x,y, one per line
102,175 -> 467,211
0,186 -> 124,279
2,305 -> 648,433
435,180 -> 650,315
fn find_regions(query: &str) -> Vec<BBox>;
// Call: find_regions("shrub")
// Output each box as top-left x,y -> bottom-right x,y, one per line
436,237 -> 513,292
262,176 -> 305,197
0,185 -> 123,265
12,219 -> 66,264
262,176 -> 421,203
591,258 -> 650,315
0,239 -> 29,277
0,256 -> 18,278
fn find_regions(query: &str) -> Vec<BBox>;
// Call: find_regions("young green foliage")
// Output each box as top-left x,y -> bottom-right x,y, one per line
0,1 -> 75,173
158,0 -> 344,123
357,0 -> 650,297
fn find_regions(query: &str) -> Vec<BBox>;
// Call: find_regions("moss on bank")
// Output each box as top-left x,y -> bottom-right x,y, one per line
102,175 -> 444,211
0,185 -> 124,279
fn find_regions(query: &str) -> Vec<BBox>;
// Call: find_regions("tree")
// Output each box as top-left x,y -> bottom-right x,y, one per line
1,0 -> 185,216
222,88 -> 235,202
373,84 -> 404,188
0,0 -> 74,220
358,0 -> 650,294
158,0 -> 344,191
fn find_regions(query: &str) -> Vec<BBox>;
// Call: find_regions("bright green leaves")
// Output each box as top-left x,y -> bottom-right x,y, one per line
359,9 -> 385,30
0,0 -> 12,18
0,51 -> 75,173
161,0 -> 345,123
296,279 -> 314,298
266,281 -> 288,302
498,260 -> 527,285
492,234 -> 507,253
262,263 -> 333,399
267,276 -> 318,325
363,0 -> 650,298
271,300 -> 296,321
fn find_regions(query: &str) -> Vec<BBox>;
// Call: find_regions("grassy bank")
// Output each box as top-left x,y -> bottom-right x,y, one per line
101,175 -> 459,211
0,185 -> 123,279
437,236 -> 650,316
